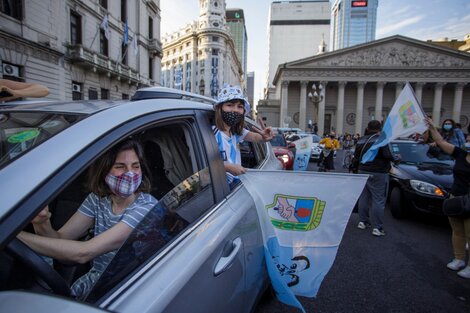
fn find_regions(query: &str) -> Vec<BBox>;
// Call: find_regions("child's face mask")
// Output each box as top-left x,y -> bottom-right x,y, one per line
222,110 -> 244,127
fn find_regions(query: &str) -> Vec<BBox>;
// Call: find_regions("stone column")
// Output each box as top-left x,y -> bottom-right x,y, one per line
355,82 -> 366,135
415,82 -> 425,104
280,80 -> 289,127
317,81 -> 328,136
375,81 -> 385,122
299,81 -> 308,131
452,83 -> 465,122
336,81 -> 346,135
395,82 -> 404,100
432,82 -> 445,124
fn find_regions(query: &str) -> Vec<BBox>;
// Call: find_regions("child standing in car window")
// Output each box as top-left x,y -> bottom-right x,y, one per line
213,85 -> 274,187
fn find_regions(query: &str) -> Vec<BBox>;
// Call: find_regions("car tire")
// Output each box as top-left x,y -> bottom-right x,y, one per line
390,187 -> 406,219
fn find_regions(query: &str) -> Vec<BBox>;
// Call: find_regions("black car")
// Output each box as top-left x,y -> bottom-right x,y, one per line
388,139 -> 454,218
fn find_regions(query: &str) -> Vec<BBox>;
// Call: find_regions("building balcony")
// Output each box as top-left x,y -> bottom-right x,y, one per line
148,38 -> 163,57
66,44 -> 140,84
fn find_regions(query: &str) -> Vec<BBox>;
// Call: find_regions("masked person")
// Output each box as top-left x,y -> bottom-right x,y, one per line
441,119 -> 466,148
213,85 -> 274,187
18,139 -> 158,298
427,117 -> 470,278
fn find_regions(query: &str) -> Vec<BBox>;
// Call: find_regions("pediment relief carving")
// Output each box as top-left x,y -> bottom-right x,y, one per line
298,42 -> 470,68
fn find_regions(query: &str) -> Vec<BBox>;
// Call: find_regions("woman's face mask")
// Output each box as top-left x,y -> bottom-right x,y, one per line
105,171 -> 142,198
443,124 -> 453,131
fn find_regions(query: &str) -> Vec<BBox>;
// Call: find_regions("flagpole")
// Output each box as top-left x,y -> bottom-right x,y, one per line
89,27 -> 100,49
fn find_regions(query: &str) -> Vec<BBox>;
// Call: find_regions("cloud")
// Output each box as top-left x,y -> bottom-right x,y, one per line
377,15 -> 424,37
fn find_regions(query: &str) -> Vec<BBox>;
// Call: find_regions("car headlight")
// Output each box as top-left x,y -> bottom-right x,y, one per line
280,154 -> 290,164
409,180 -> 444,197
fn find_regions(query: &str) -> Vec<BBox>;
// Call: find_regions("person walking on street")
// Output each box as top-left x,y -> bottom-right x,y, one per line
319,132 -> 340,172
426,117 -> 470,278
354,120 -> 395,237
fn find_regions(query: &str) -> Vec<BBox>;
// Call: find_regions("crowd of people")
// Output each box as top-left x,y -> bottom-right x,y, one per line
311,118 -> 470,279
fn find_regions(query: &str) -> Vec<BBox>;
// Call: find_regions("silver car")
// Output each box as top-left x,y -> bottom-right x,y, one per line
0,88 -> 281,313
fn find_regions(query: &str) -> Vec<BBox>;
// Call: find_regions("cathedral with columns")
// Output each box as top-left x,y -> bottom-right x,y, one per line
257,35 -> 470,136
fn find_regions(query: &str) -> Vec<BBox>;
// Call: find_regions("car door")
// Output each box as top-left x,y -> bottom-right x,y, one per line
89,109 -> 258,313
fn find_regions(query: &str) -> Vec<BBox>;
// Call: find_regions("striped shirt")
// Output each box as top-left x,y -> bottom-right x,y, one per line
71,192 -> 157,299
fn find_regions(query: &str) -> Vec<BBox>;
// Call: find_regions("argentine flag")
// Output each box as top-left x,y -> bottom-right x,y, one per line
361,82 -> 427,163
240,170 -> 368,312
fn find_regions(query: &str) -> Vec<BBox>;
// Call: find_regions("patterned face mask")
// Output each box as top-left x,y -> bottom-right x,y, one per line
105,171 -> 142,198
221,110 -> 244,127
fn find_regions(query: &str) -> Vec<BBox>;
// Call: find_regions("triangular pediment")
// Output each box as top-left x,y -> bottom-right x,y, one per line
287,35 -> 470,68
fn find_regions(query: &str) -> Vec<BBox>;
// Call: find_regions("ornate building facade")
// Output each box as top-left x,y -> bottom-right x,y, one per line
0,0 -> 162,101
161,0 -> 242,98
257,35 -> 470,135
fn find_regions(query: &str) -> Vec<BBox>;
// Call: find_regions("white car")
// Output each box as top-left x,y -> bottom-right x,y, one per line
0,87 -> 281,313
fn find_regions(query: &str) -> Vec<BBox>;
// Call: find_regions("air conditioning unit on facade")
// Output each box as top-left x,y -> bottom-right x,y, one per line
72,83 -> 81,92
2,63 -> 20,77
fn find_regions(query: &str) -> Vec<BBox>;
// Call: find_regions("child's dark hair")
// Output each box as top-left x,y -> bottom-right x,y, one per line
88,139 -> 152,196
214,101 -> 245,135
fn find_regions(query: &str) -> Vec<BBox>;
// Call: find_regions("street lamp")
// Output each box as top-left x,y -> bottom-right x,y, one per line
308,83 -> 323,134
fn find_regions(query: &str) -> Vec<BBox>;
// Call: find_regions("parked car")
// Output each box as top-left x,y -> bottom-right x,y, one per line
0,87 -> 282,313
270,132 -> 294,170
388,139 -> 454,218
309,134 -> 322,161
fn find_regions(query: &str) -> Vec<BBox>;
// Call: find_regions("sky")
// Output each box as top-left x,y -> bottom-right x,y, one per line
160,0 -> 470,105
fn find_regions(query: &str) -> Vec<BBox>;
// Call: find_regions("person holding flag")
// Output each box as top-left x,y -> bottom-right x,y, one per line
353,120 -> 395,236
355,82 -> 427,236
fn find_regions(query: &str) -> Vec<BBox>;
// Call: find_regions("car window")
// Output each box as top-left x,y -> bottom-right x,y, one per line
311,135 -> 321,143
240,122 -> 267,169
270,133 -> 286,147
390,142 -> 454,165
0,112 -> 85,168
36,118 -> 216,303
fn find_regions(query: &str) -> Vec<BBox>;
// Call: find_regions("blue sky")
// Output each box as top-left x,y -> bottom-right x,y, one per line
160,0 -> 470,104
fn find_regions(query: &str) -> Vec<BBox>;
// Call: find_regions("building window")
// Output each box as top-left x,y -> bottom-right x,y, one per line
72,82 -> 83,100
88,88 -> 98,100
101,88 -> 109,99
212,36 -> 219,42
149,58 -> 153,80
212,49 -> 218,55
1,0 -> 22,20
100,30 -> 108,56
120,0 -> 127,23
99,0 -> 107,9
70,11 -> 82,45
122,93 -> 129,100
148,17 -> 153,39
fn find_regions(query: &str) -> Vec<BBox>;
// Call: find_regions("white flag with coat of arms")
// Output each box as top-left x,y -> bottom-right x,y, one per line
361,82 -> 427,163
240,170 -> 368,312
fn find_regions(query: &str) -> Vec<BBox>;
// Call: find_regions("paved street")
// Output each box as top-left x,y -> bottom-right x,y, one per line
255,150 -> 470,313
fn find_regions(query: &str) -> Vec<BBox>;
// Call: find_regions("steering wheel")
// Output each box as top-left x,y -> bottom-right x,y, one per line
6,238 -> 71,296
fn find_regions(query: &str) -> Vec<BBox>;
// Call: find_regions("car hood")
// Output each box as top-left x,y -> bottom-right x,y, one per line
392,162 -> 453,188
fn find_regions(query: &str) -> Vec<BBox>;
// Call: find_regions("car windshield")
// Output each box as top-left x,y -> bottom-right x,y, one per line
390,142 -> 454,166
270,133 -> 287,147
311,135 -> 321,143
0,111 -> 84,168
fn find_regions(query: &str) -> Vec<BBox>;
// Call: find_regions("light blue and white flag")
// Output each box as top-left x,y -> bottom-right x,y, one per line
361,82 -> 427,163
122,19 -> 129,45
293,136 -> 312,171
240,170 -> 368,312
100,14 -> 110,40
